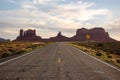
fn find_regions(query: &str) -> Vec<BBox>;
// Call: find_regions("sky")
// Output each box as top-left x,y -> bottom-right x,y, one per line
0,0 -> 120,40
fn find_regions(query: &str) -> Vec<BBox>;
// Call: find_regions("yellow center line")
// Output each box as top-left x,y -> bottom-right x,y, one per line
57,58 -> 62,63
58,50 -> 60,54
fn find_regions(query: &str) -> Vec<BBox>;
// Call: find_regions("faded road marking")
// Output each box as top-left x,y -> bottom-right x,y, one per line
93,71 -> 105,74
58,50 -> 60,54
0,51 -> 33,66
57,58 -> 62,63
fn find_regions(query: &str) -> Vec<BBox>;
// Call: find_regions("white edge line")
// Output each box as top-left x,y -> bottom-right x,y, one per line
73,47 -> 120,72
0,51 -> 33,66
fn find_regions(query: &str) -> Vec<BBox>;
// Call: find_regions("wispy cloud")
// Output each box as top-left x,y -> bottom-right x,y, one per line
0,0 -> 119,40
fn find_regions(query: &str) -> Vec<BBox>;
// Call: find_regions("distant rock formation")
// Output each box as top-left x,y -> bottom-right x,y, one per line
14,27 -> 117,42
49,31 -> 69,41
0,38 -> 10,42
15,29 -> 41,41
71,27 -> 116,42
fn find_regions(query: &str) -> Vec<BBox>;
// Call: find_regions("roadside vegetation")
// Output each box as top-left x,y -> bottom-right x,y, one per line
0,41 -> 45,59
70,42 -> 120,68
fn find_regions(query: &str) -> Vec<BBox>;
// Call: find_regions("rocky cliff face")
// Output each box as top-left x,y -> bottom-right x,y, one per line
71,27 -> 116,42
15,29 -> 41,41
14,28 -> 117,42
0,38 -> 10,42
49,31 -> 69,41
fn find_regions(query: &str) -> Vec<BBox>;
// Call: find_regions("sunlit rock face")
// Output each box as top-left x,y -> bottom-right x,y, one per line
15,29 -> 41,42
71,27 -> 116,42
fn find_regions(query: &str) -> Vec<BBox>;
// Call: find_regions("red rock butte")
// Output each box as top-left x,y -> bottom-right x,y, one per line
14,27 -> 117,42
15,29 -> 41,41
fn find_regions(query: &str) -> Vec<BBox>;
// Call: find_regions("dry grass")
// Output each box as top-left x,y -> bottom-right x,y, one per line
70,42 -> 120,68
0,41 -> 45,58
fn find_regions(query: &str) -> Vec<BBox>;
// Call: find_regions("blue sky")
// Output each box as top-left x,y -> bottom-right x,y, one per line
0,0 -> 120,40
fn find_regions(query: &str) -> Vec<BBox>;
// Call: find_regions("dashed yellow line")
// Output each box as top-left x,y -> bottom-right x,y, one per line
58,50 -> 60,54
57,58 -> 62,63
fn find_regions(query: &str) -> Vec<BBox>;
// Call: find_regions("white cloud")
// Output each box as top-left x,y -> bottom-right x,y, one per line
33,0 -> 46,4
48,1 -> 110,21
0,0 -> 119,40
100,19 -> 120,40
2,0 -> 110,25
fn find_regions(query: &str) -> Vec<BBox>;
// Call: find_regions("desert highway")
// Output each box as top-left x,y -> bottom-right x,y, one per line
0,42 -> 120,80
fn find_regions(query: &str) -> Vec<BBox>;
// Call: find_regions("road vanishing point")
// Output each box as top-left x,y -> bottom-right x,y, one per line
0,42 -> 120,80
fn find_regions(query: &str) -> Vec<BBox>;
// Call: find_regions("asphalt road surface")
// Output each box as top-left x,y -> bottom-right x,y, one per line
0,42 -> 120,80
